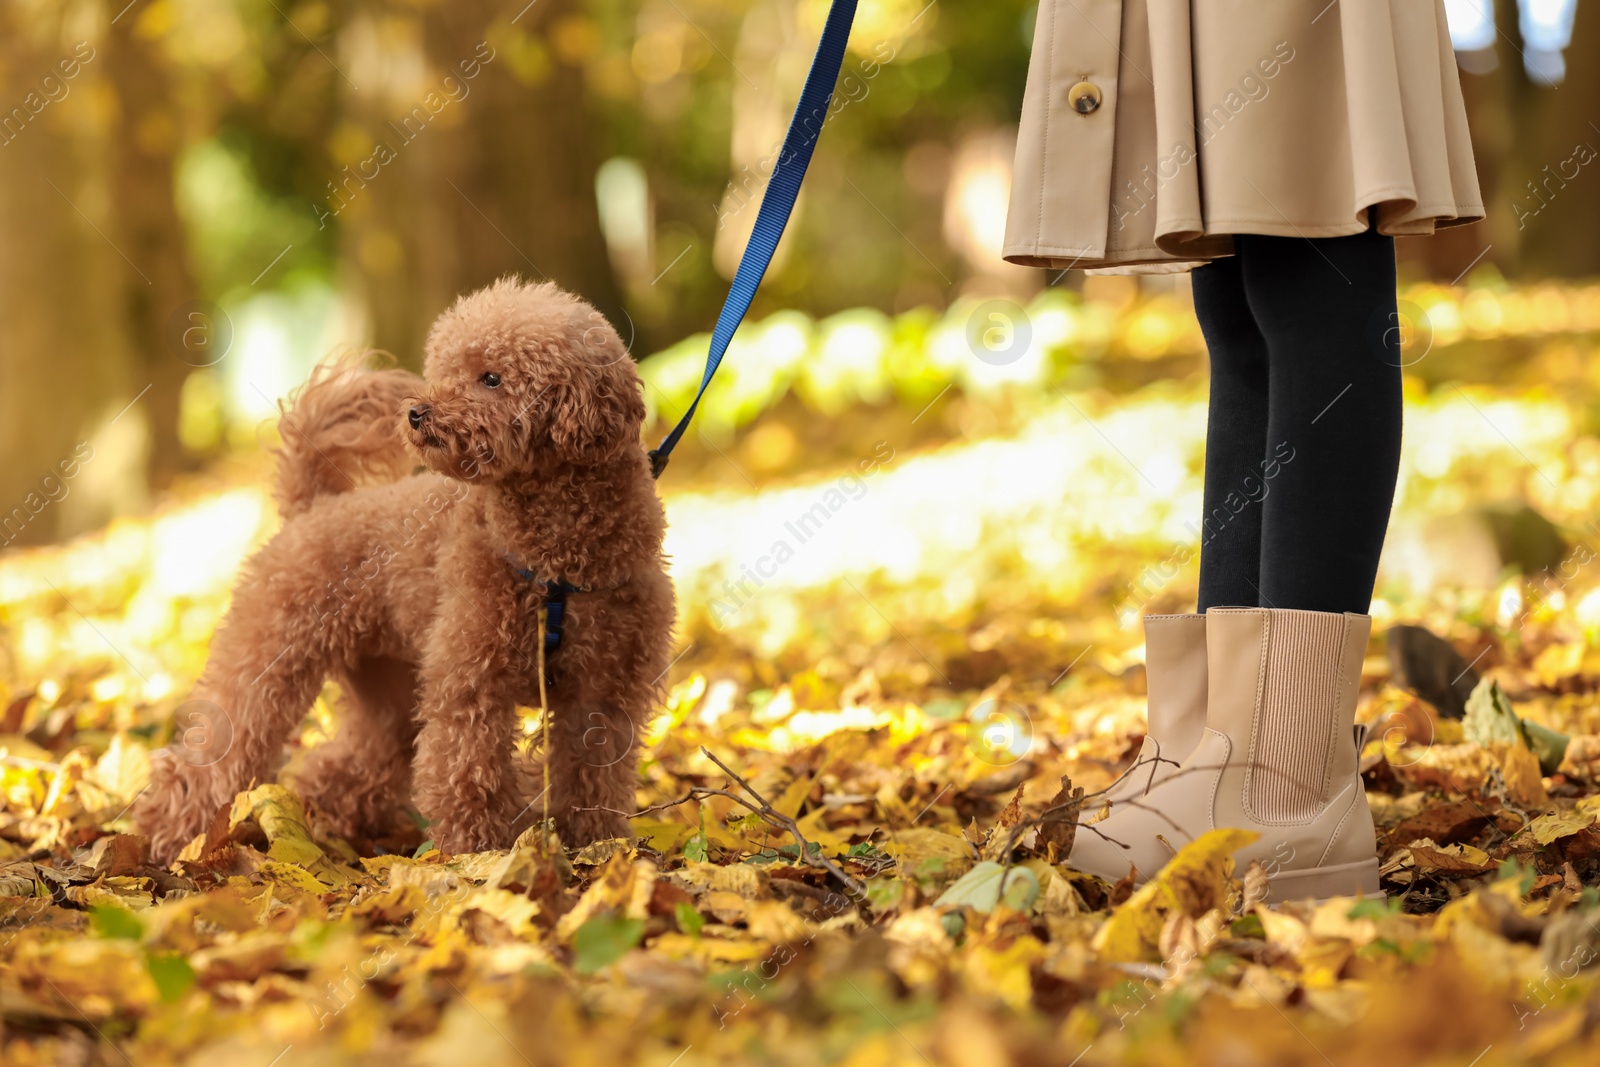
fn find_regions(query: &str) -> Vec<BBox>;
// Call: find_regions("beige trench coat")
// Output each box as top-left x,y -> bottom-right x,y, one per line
1004,0 -> 1484,274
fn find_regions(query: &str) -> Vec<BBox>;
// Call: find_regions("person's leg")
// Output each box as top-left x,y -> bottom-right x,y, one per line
1072,232 -> 1400,894
1237,226 -> 1403,614
1192,254 -> 1271,610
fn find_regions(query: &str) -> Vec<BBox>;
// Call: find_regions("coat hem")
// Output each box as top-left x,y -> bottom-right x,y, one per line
1005,201 -> 1487,273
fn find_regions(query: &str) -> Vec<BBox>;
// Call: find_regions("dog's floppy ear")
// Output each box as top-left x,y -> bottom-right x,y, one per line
546,362 -> 646,466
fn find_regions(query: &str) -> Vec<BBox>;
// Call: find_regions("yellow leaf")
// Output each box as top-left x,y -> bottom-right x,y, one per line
1450,915 -> 1542,991
795,806 -> 854,854
348,884 -> 428,924
1487,741 -> 1549,809
556,855 -> 657,941
700,890 -> 748,924
632,818 -> 697,854
459,888 -> 542,938
773,774 -> 813,819
1093,828 -> 1257,963
1524,809 -> 1596,845
744,899 -> 811,942
230,784 -> 354,888
880,827 -> 976,888
673,861 -> 768,899
255,859 -> 331,896
1254,905 -> 1310,956
960,936 -> 1045,1011
649,932 -> 773,964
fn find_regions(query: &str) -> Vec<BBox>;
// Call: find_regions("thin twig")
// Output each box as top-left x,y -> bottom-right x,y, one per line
537,604 -> 551,855
578,751 -> 869,898
699,747 -> 867,898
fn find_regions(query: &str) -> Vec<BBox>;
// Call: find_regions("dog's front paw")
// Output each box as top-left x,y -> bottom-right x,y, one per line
555,807 -> 631,849
427,809 -> 515,856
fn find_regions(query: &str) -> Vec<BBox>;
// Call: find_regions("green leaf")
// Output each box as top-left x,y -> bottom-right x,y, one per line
1347,896 -> 1403,920
89,904 -> 143,941
920,697 -> 967,721
1523,720 -> 1571,777
413,840 -> 435,858
1463,678 -> 1523,747
1230,913 -> 1266,940
1498,857 -> 1538,897
146,953 -> 196,1003
572,916 -> 644,975
675,901 -> 704,938
684,803 -> 711,862
865,876 -> 905,912
933,860 -> 1039,913
1463,677 -> 1570,775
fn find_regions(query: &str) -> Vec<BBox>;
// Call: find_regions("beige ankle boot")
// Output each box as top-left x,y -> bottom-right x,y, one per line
1100,613 -> 1208,805
1071,607 -> 1381,903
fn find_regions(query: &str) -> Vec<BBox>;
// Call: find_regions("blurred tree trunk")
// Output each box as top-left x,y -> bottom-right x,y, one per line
106,15 -> 201,490
1401,49 -> 1507,281
0,17 -> 135,547
339,0 -> 626,367
1397,0 -> 1600,281
1512,0 -> 1600,276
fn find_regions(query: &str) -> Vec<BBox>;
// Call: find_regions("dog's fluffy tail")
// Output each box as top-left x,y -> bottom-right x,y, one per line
274,362 -> 422,518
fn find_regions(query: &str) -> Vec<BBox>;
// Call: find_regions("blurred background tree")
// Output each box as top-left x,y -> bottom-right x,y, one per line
0,0 -> 1593,545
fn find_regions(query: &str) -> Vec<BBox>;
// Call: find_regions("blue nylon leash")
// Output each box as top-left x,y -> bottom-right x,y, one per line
648,0 -> 860,479
520,1 -> 859,658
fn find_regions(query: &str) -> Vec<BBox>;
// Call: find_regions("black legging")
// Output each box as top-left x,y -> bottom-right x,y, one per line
1192,225 -> 1403,615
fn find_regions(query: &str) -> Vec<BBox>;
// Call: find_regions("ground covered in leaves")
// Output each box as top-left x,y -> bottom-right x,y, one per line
8,281 -> 1600,1064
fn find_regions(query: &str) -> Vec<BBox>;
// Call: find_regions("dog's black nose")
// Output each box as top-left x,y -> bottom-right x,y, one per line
408,404 -> 429,429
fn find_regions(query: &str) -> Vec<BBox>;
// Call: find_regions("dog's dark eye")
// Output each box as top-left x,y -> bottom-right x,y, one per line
480,372 -> 501,389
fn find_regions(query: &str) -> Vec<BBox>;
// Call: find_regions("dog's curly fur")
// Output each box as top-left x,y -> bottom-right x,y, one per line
134,278 -> 674,861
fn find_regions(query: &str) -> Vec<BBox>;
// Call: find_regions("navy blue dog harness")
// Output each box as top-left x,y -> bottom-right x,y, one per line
508,556 -> 583,655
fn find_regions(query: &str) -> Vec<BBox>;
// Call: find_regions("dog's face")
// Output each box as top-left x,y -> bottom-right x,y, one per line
405,278 -> 645,480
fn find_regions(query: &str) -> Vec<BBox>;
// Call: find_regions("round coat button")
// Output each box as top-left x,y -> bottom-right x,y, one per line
1067,80 -> 1102,114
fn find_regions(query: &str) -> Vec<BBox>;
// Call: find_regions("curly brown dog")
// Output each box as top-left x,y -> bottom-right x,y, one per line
134,277 -> 674,861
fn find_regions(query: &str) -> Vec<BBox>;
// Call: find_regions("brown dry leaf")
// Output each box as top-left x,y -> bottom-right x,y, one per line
979,785 -> 1028,862
1396,742 -> 1493,794
0,862 -> 51,897
83,833 -> 147,877
1409,838 -> 1498,874
1038,775 -> 1083,863
0,692 -> 32,734
1384,799 -> 1493,854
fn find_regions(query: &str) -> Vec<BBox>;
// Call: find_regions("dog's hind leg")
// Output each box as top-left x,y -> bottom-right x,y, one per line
133,556 -> 343,862
296,655 -> 420,845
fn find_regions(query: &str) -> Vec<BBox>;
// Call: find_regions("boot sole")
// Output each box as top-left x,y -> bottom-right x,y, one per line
1263,857 -> 1381,905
